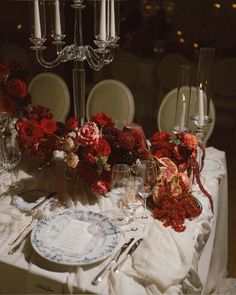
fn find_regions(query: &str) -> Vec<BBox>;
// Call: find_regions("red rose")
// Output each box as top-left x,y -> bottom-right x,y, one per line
5,78 -> 27,98
118,131 -> 135,149
77,122 -> 100,146
91,112 -> 114,129
91,180 -> 111,194
40,118 -> 57,133
66,117 -> 78,130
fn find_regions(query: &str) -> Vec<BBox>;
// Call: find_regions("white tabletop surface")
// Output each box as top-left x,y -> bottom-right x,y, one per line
0,147 -> 228,294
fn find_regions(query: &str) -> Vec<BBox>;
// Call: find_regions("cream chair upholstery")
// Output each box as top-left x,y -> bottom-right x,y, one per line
86,79 -> 135,128
28,72 -> 70,122
157,87 -> 216,144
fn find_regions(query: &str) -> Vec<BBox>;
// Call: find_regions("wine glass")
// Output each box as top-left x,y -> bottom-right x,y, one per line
1,133 -> 22,192
135,160 -> 158,219
106,164 -> 131,225
124,176 -> 143,231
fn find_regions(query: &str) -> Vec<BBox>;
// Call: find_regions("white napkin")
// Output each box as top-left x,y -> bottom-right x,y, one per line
129,220 -> 195,294
0,196 -> 29,251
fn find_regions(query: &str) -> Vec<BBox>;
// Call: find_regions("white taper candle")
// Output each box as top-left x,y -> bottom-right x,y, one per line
99,0 -> 106,41
198,87 -> 204,126
179,94 -> 186,131
55,0 -> 61,35
110,0 -> 116,38
34,0 -> 41,38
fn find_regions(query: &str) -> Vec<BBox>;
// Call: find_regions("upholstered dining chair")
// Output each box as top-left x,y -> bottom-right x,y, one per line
28,72 -> 70,122
86,79 -> 135,128
157,87 -> 216,145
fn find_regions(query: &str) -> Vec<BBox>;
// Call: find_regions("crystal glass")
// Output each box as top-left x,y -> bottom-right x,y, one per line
135,160 -> 158,219
190,47 -> 215,142
124,176 -> 143,231
105,163 -> 131,225
173,64 -> 193,132
1,133 -> 22,191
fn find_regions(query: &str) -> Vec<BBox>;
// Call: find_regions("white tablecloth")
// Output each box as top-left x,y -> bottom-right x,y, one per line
0,147 -> 228,294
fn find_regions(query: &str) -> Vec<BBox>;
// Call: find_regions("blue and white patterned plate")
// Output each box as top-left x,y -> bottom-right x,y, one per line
31,210 -> 119,265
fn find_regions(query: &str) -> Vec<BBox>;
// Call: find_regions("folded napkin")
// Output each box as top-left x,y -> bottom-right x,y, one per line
129,220 -> 195,294
0,196 -> 29,251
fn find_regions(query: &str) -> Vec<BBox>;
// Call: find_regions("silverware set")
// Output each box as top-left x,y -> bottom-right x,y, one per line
92,237 -> 143,285
7,192 -> 56,255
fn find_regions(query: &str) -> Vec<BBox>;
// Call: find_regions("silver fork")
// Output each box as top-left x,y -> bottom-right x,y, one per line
8,210 -> 44,255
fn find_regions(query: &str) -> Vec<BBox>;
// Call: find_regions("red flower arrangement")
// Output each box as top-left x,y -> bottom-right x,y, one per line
56,113 -> 152,195
150,131 -> 213,213
16,105 -> 78,159
0,60 -> 31,117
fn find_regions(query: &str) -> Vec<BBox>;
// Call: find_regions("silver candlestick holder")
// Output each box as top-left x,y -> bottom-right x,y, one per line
29,0 -> 120,127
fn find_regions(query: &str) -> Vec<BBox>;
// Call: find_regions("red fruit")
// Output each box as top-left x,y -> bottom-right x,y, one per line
178,172 -> 190,191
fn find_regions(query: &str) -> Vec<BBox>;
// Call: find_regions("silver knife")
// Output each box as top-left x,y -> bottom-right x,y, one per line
114,237 -> 143,274
91,237 -> 134,285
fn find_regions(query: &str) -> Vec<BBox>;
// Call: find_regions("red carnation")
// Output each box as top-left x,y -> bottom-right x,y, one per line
91,112 -> 114,129
40,118 -> 57,134
95,138 -> 111,157
17,119 -> 43,145
66,117 -> 78,130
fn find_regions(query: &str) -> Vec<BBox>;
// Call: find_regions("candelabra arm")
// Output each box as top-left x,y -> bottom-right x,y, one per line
36,45 -> 79,68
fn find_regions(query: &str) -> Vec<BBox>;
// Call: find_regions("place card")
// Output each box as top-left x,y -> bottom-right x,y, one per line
53,219 -> 93,256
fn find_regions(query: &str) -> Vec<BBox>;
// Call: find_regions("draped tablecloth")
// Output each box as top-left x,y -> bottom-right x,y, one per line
0,147 -> 228,294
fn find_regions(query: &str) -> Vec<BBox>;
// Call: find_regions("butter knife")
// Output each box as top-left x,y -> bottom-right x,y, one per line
91,237 -> 134,285
114,237 -> 143,274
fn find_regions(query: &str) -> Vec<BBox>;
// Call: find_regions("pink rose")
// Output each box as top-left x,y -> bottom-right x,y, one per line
91,180 -> 111,194
77,122 -> 100,146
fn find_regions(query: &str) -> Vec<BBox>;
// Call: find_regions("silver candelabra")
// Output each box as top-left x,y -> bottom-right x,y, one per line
29,0 -> 120,126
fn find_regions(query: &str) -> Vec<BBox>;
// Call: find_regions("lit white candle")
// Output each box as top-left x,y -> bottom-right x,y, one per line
198,87 -> 204,126
99,0 -> 106,41
179,94 -> 186,131
55,0 -> 61,35
110,0 -> 116,38
34,0 -> 41,38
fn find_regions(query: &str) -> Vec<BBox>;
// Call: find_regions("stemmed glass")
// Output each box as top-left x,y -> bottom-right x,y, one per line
124,176 -> 143,231
135,160 -> 158,219
108,164 -> 131,225
1,132 -> 22,192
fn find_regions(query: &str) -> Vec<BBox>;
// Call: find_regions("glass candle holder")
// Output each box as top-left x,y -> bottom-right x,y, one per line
193,48 -> 215,125
190,47 -> 215,141
173,64 -> 192,132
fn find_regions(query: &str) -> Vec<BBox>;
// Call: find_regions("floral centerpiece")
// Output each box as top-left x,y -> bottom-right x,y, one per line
57,113 -> 152,194
0,60 -> 31,117
13,103 -> 213,232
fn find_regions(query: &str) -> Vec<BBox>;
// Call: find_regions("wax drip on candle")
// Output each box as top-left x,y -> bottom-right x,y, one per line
179,94 -> 186,131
